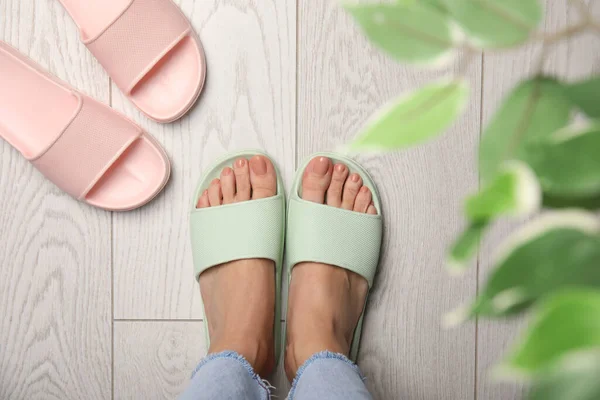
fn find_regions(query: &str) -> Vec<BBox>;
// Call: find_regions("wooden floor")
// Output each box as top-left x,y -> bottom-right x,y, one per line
1,0 -> 599,399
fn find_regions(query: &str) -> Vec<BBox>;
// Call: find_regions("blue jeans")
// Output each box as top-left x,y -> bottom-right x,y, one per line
178,350 -> 373,400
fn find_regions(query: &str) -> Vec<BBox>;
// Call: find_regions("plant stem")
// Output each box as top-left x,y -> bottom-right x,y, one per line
534,22 -> 590,45
534,42 -> 549,75
452,1 -> 600,79
456,47 -> 478,77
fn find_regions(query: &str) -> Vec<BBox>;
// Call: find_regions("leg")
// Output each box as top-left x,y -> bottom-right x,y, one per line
179,351 -> 272,400
285,157 -> 377,400
288,351 -> 372,400
179,155 -> 279,399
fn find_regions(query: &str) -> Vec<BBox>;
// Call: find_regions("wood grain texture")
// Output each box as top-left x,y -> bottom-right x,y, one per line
111,0 -> 296,319
476,1 -> 600,399
2,0 -> 598,398
114,321 -> 207,399
0,1 -> 111,399
114,321 -> 292,399
297,2 -> 481,399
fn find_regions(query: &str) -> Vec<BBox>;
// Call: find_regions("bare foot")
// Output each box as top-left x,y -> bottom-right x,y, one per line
196,155 -> 277,377
284,156 -> 377,381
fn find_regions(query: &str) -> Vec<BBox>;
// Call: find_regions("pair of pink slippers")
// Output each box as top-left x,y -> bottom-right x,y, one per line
0,0 -> 206,211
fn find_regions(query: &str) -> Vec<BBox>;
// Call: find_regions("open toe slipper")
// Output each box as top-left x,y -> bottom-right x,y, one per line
189,150 -> 285,362
286,152 -> 383,361
0,41 -> 171,211
58,0 -> 206,123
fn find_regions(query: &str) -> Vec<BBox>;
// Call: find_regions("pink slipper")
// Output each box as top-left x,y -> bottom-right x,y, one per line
0,41 -> 171,211
58,0 -> 206,123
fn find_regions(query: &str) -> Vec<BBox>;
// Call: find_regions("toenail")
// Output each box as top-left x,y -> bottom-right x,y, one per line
211,179 -> 220,185
236,158 -> 246,168
360,186 -> 369,193
351,174 -> 360,182
222,167 -> 232,176
250,156 -> 267,175
203,190 -> 208,196
313,157 -> 329,176
335,164 -> 345,173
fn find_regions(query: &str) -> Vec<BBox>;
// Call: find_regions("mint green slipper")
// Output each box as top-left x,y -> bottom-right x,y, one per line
286,152 -> 383,361
189,150 -> 285,363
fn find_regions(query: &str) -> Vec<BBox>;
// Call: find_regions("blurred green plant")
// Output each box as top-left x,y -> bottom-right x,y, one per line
345,0 -> 600,398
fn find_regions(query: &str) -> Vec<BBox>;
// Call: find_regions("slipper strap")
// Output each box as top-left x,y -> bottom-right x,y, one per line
286,197 -> 383,287
190,194 -> 285,279
86,0 -> 191,94
31,96 -> 142,199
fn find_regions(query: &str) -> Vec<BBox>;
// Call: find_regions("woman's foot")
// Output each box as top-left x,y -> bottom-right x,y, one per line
284,156 -> 378,381
196,155 -> 277,377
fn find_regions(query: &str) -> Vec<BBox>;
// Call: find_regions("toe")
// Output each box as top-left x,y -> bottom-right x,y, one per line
341,173 -> 362,210
367,203 -> 378,215
220,167 -> 235,204
208,178 -> 223,206
302,157 -> 333,204
249,155 -> 277,199
326,163 -> 348,207
354,186 -> 372,213
196,190 -> 209,209
234,158 -> 251,202
220,167 -> 236,204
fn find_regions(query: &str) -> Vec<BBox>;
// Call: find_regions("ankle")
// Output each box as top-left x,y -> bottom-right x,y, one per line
209,335 -> 274,376
284,332 -> 348,381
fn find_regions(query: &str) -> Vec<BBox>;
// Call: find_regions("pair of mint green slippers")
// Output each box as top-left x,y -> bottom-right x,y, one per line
189,150 -> 383,364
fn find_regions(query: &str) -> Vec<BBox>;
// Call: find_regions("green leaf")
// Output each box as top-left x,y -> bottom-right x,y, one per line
449,162 -> 540,275
349,80 -> 468,151
497,290 -> 600,378
448,220 -> 488,274
465,161 -> 540,221
444,211 -> 600,325
344,3 -> 456,65
564,76 -> 600,118
480,78 -> 571,182
419,0 -> 448,13
442,0 -> 542,47
543,193 -> 600,210
526,124 -> 600,199
529,352 -> 600,400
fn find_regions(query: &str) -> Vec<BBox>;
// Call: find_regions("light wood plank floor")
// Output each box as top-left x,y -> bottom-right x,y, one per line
0,0 -> 598,399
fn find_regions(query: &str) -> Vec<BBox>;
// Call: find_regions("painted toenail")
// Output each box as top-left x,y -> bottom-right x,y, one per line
360,186 -> 369,193
222,167 -> 232,176
236,158 -> 246,168
250,156 -> 267,175
313,157 -> 329,176
335,164 -> 345,173
351,174 -> 360,182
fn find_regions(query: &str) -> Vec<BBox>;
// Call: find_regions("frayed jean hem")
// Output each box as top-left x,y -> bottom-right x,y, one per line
190,350 -> 273,399
288,351 -> 365,399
